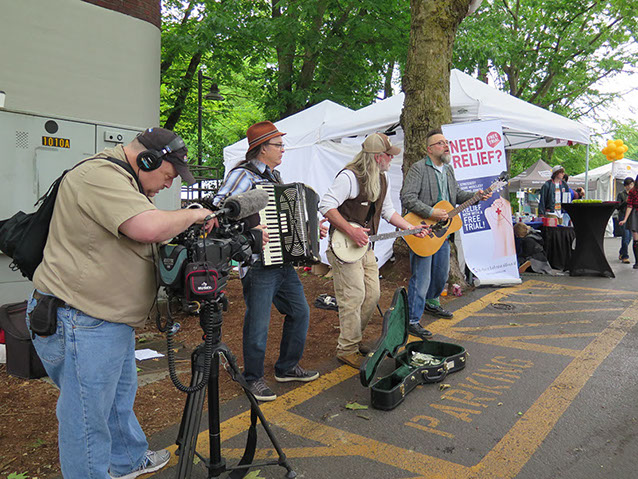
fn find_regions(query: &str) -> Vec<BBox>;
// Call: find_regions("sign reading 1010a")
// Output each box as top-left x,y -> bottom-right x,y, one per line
42,136 -> 71,148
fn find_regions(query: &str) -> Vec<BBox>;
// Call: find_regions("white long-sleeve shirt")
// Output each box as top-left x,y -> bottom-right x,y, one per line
319,170 -> 396,222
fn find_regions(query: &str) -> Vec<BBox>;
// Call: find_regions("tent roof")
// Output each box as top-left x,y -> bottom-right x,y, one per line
508,160 -> 553,190
449,70 -> 590,148
509,159 -> 595,190
224,99 -> 354,164
320,69 -> 590,149
572,158 -> 638,182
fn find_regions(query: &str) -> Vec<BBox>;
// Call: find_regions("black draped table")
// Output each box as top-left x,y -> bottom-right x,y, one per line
540,225 -> 575,271
562,202 -> 618,278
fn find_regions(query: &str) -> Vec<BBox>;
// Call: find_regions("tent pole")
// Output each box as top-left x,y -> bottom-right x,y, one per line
584,142 -> 590,199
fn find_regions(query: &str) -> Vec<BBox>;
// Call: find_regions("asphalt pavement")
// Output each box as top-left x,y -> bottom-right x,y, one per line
147,236 -> 638,479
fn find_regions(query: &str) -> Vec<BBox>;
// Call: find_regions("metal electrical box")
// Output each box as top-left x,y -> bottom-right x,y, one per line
0,110 -> 181,305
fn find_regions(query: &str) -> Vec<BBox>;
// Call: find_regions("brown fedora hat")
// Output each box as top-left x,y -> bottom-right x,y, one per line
246,121 -> 286,151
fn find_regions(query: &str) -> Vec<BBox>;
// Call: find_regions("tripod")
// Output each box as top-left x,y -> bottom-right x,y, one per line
173,293 -> 296,479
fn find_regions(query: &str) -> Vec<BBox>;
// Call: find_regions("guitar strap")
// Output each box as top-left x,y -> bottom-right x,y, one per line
364,202 -> 376,249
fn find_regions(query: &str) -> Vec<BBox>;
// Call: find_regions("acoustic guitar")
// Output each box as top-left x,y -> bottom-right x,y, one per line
403,172 -> 509,258
329,222 -> 427,263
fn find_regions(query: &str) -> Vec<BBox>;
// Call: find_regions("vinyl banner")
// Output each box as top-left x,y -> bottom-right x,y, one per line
442,120 -> 520,285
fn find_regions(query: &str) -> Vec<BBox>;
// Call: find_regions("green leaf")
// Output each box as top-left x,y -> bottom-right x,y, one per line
345,402 -> 368,410
244,470 -> 267,479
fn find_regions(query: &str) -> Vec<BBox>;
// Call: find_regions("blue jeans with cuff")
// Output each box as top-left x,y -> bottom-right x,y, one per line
407,239 -> 450,323
241,262 -> 310,382
27,292 -> 148,479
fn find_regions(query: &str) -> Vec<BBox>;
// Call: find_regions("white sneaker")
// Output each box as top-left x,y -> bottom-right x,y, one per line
110,449 -> 170,479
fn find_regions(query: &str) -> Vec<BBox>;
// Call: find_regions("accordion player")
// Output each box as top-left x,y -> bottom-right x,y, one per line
255,182 -> 321,266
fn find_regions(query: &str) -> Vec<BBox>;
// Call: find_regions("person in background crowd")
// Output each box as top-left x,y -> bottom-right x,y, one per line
28,128 -> 215,478
617,177 -> 635,264
575,187 -> 586,199
539,165 -> 568,217
514,222 -> 552,274
400,128 -> 491,326
320,133 -> 428,368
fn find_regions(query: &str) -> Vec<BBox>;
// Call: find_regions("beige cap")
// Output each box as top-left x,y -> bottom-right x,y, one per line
362,133 -> 401,155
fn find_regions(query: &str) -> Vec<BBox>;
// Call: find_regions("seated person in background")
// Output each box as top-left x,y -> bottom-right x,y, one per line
575,187 -> 585,199
514,222 -> 552,274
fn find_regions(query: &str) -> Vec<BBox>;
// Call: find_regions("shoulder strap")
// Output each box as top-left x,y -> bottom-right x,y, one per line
102,156 -> 144,194
232,161 -> 281,184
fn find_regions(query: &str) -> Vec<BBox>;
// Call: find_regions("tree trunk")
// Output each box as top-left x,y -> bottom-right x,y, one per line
163,52 -> 202,131
399,0 -> 472,289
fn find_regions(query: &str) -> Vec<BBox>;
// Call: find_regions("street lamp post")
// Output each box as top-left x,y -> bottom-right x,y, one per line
197,69 -> 224,198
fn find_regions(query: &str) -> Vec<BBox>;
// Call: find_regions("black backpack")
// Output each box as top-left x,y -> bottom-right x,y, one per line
0,157 -> 141,280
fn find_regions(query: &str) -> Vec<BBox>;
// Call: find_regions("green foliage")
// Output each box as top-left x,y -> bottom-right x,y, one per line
7,473 -> 29,479
160,0 -> 411,172
454,0 -> 638,176
455,0 -> 638,115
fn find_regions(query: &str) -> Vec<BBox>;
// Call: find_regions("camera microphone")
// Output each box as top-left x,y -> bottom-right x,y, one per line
218,189 -> 269,220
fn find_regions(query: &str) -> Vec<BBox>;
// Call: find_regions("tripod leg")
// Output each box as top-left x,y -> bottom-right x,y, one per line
219,346 -> 297,479
175,346 -> 208,479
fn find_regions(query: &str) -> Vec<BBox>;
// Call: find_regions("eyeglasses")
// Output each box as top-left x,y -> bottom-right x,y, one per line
428,140 -> 449,148
267,142 -> 285,149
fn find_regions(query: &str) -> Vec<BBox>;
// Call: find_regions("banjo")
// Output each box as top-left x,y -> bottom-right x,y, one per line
329,222 -> 427,263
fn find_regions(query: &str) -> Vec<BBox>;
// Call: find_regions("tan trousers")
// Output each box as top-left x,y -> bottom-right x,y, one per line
327,248 -> 380,356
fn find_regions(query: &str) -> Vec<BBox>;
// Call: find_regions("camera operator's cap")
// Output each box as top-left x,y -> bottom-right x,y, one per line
246,121 -> 286,152
551,164 -> 565,174
362,132 -> 401,156
137,127 -> 196,185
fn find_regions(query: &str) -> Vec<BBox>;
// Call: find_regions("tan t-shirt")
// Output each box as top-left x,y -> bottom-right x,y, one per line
33,146 -> 158,327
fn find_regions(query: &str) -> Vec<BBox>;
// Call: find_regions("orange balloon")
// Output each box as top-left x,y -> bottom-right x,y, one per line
615,139 -> 624,147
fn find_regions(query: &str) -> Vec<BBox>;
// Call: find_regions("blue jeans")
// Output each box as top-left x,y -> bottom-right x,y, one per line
241,263 -> 310,382
26,293 -> 148,479
620,225 -> 632,259
407,240 -> 450,323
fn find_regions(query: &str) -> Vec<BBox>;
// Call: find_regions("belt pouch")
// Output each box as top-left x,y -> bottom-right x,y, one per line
30,295 -> 63,337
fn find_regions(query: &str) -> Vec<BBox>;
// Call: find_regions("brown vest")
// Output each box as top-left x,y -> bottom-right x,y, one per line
335,168 -> 387,236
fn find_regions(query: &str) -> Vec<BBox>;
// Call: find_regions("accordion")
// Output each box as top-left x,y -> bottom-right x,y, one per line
255,182 -> 320,266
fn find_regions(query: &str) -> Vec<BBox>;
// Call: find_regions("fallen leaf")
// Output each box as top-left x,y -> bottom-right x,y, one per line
244,469 -> 267,479
356,413 -> 371,420
439,383 -> 451,391
509,322 -> 521,326
345,402 -> 368,410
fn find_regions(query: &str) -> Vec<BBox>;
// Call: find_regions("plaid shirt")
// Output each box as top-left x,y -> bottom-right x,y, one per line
627,188 -> 638,209
213,160 -> 275,206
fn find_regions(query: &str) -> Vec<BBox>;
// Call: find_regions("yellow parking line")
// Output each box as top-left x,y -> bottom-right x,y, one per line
159,281 -> 637,478
454,320 -> 593,331
473,307 -> 623,316
467,299 -> 638,478
439,330 -> 581,357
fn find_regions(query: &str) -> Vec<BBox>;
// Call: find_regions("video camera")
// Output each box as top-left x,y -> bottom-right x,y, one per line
157,189 -> 268,306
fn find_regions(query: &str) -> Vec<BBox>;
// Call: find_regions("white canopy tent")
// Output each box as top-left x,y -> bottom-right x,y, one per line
572,158 -> 638,201
224,70 -> 591,267
572,158 -> 638,237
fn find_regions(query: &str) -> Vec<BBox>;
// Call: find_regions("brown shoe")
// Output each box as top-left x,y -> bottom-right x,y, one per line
518,260 -> 532,274
337,352 -> 365,369
358,342 -> 375,355
622,258 -> 631,264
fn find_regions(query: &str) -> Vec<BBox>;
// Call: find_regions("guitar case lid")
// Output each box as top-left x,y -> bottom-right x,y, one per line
359,287 -> 409,387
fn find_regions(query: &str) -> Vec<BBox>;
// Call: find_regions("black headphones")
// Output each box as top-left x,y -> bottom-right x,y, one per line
136,136 -> 186,172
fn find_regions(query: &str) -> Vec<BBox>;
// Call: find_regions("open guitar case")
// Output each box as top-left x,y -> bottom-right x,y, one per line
359,287 -> 467,410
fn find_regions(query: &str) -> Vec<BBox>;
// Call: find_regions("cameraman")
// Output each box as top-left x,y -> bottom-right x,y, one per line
27,128 -> 215,479
213,121 -> 319,402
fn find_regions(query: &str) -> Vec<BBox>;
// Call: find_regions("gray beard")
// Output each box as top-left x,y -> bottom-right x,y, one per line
440,153 -> 451,164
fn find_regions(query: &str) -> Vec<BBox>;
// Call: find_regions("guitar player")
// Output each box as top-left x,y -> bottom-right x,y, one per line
400,128 -> 491,325
319,133 -> 428,369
